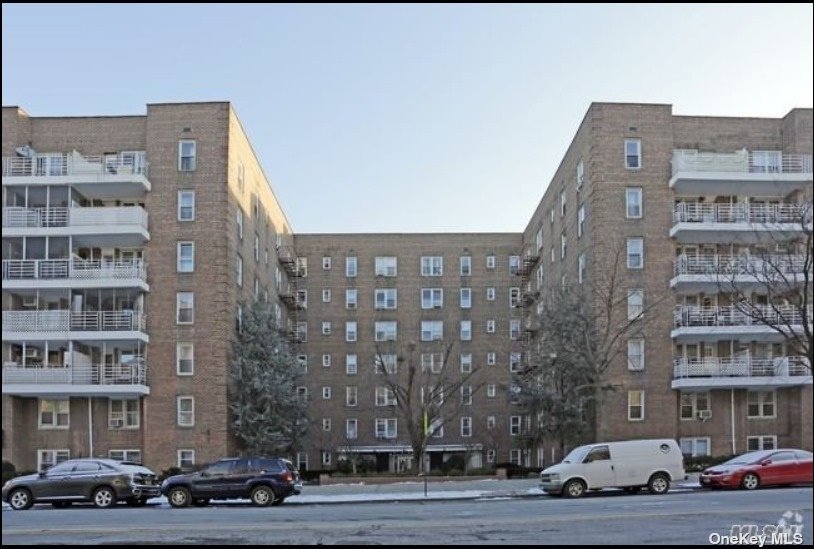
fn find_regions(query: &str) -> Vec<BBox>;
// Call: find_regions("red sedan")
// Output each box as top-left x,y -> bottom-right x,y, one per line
700,449 -> 813,490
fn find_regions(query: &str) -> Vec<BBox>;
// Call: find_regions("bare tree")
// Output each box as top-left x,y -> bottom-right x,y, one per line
374,341 -> 482,473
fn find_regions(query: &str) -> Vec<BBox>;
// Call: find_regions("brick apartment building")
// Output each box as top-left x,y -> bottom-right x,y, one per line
2,102 -> 811,473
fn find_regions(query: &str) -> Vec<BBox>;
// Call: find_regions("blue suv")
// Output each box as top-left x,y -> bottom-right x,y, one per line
161,457 -> 301,507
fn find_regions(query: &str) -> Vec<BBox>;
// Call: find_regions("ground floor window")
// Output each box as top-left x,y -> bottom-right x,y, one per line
747,435 -> 777,451
109,449 -> 142,463
509,449 -> 521,465
297,452 -> 308,471
38,449 -> 70,471
679,437 -> 710,457
177,449 -> 195,469
322,451 -> 332,467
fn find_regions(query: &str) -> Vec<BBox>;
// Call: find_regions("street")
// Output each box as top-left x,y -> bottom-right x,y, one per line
2,487 -> 812,545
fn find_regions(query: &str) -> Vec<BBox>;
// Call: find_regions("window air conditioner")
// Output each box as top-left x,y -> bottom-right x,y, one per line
697,410 -> 712,421
109,418 -> 124,429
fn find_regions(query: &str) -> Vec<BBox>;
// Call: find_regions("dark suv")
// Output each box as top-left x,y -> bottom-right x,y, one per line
161,457 -> 301,508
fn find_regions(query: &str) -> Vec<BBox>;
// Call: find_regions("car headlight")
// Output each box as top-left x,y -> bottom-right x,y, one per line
544,474 -> 560,481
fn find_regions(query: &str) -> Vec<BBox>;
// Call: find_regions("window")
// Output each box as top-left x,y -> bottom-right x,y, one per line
345,321 -> 357,342
627,339 -> 645,371
624,138 -> 641,169
375,288 -> 398,310
551,247 -> 555,263
421,353 -> 444,373
578,205 -> 585,238
178,190 -> 195,221
297,355 -> 308,373
177,343 -> 194,375
297,257 -> 308,277
747,435 -> 777,451
421,320 -> 444,341
509,255 -> 520,275
679,438 -> 710,457
747,391 -> 776,418
254,234 -> 260,262
322,321 -> 332,335
459,288 -> 472,308
461,417 -> 472,437
322,289 -> 331,303
346,386 -> 358,406
487,352 -> 496,365
486,449 -> 496,464
510,352 -> 522,372
510,416 -> 522,436
39,399 -> 69,429
374,354 -> 398,374
510,320 -> 521,340
177,396 -> 194,427
375,387 -> 397,406
236,162 -> 245,192
297,453 -> 308,471
375,418 -> 398,439
578,253 -> 586,284
536,227 -> 543,252
296,386 -> 308,402
421,256 -> 443,276
374,321 -> 397,341
177,242 -> 194,273
626,238 -> 644,269
322,418 -> 331,432
626,187 -> 643,218
560,189 -> 566,217
486,320 -> 495,333
460,353 -> 472,373
461,385 -> 472,405
38,449 -> 70,472
486,255 -> 496,269
509,287 -> 520,308
628,390 -> 645,421
322,256 -> 332,270
421,288 -> 443,309
550,207 -> 555,225
346,419 -> 358,439
322,387 -> 332,400
175,292 -> 195,324
486,287 -> 496,301
322,354 -> 332,367
236,254 -> 243,286
109,449 -> 142,463
576,160 -> 585,189
460,256 -> 472,276
178,140 -> 196,171
486,416 -> 496,430
176,449 -> 195,469
460,320 -> 472,341
375,256 -> 397,277
487,384 -> 496,398
346,354 -> 357,375
680,392 -> 710,420
109,399 -> 139,429
236,207 -> 243,239
345,288 -> 358,309
561,233 -> 567,259
254,278 -> 260,300
345,256 -> 357,277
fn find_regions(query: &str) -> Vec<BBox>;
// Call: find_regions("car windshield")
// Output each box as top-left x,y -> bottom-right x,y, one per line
721,451 -> 772,466
562,446 -> 590,464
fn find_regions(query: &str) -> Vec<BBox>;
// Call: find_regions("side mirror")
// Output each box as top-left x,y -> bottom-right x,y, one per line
760,459 -> 772,466
200,470 -> 209,477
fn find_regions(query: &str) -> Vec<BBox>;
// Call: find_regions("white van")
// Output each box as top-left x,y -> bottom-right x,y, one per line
540,439 -> 685,498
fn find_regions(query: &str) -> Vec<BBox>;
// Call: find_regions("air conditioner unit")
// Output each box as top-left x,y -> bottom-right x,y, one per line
697,410 -> 712,421
109,418 -> 124,429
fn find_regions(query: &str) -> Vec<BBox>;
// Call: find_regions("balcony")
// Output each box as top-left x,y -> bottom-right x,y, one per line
671,254 -> 809,294
671,305 -> 812,343
2,259 -> 148,291
672,356 -> 812,390
2,206 -> 149,245
277,246 -> 304,278
2,310 -> 148,342
670,202 -> 809,243
670,150 -> 812,195
2,152 -> 150,195
2,361 -> 148,397
279,284 -> 306,311
514,252 -> 541,278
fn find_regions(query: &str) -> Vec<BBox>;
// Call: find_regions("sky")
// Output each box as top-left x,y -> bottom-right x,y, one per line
2,4 -> 812,234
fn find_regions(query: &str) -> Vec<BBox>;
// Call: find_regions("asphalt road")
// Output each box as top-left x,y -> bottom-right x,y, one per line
2,487 -> 812,545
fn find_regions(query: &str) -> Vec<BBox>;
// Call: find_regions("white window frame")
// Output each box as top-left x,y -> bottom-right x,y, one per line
421,288 -> 443,309
374,354 -> 398,374
680,392 -> 711,421
460,353 -> 472,373
236,254 -> 243,286
510,352 -> 522,372
461,385 -> 473,405
177,449 -> 195,469
346,418 -> 358,439
322,354 -> 332,368
486,320 -> 496,333
176,342 -> 194,375
461,417 -> 472,437
375,386 -> 397,406
375,256 -> 397,277
38,399 -> 69,429
576,160 -> 585,189
177,396 -> 195,427
624,138 -> 641,170
627,390 -> 645,421
459,288 -> 472,309
374,321 -> 398,342
460,320 -> 472,341
578,253 -> 586,284
560,233 -> 567,259
322,386 -> 332,400
536,227 -> 543,252
509,287 -> 520,308
346,256 -> 358,277
487,384 -> 496,398
487,352 -> 496,365
176,292 -> 194,324
747,435 -> 777,452
627,338 -> 645,371
346,386 -> 358,407
510,320 -> 521,340
626,238 -> 644,269
236,207 -> 243,239
322,289 -> 331,303
577,204 -> 585,238
510,416 -> 522,436
178,139 -> 197,171
345,354 -> 357,375
177,190 -> 195,221
322,256 -> 332,270
747,391 -> 776,419
421,256 -> 443,276
560,189 -> 566,217
486,287 -> 496,301
37,449 -> 70,472
627,289 -> 644,320
322,321 -> 332,335
460,256 -> 472,276
486,255 -> 496,269
322,418 -> 332,432
177,241 -> 195,273
421,320 -> 444,341
375,288 -> 398,310
108,398 -> 139,429
486,416 -> 496,430
109,449 -> 142,463
375,418 -> 398,439
626,187 -> 643,218
345,288 -> 358,309
421,353 -> 444,374
679,437 -> 711,457
345,321 -> 358,342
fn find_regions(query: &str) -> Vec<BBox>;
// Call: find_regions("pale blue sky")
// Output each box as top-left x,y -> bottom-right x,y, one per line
3,4 -> 812,233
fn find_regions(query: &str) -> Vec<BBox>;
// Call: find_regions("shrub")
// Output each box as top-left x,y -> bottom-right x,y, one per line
684,455 -> 736,473
158,466 -> 183,482
2,461 -> 16,484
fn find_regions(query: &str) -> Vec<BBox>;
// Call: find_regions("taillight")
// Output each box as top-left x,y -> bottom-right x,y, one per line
282,471 -> 293,483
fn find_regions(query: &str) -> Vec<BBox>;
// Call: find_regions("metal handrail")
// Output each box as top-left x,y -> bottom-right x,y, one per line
673,305 -> 812,327
2,152 -> 148,177
2,360 -> 147,385
672,150 -> 812,175
2,259 -> 146,280
672,202 -> 807,224
672,356 -> 811,378
673,254 -> 808,276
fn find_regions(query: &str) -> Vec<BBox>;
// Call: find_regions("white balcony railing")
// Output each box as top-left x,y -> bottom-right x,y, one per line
2,360 -> 146,386
2,206 -> 148,230
673,356 -> 811,379
2,259 -> 146,281
672,151 -> 812,176
2,310 -> 147,332
674,254 -> 809,276
673,203 -> 808,224
673,305 -> 812,328
2,152 -> 148,178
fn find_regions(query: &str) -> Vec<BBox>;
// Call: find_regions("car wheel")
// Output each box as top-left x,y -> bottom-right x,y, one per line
52,501 -> 73,509
8,488 -> 33,510
92,486 -> 116,508
741,473 -> 760,491
562,479 -> 586,498
647,473 -> 670,495
168,486 -> 192,508
193,498 -> 210,507
250,485 -> 275,507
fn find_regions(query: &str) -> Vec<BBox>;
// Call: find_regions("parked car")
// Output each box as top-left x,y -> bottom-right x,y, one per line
161,457 -> 301,508
2,458 -> 159,510
540,439 -> 686,498
699,449 -> 813,490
